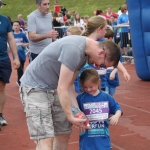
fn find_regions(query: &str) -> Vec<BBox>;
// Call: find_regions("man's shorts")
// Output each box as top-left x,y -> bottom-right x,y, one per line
28,52 -> 38,63
0,58 -> 12,83
19,86 -> 72,140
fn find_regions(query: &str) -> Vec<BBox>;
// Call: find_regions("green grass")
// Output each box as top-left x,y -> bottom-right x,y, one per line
0,0 -> 125,21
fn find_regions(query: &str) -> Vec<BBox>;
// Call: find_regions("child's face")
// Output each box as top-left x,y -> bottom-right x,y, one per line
97,24 -> 107,39
82,79 -> 100,95
13,22 -> 21,32
84,18 -> 88,23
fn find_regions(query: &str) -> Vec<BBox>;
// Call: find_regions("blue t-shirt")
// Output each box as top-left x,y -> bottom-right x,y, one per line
0,15 -> 12,60
106,56 -> 122,88
117,14 -> 129,32
77,91 -> 122,150
13,32 -> 29,61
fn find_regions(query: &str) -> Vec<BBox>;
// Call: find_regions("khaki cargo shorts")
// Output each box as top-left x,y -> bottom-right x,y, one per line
19,86 -> 72,140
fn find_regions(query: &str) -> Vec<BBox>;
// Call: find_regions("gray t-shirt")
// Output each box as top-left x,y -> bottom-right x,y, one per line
20,35 -> 87,90
28,10 -> 52,54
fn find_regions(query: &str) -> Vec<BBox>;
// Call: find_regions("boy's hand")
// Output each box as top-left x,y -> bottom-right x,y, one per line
109,72 -> 115,80
123,72 -> 130,82
109,110 -> 122,125
22,43 -> 26,47
109,114 -> 119,125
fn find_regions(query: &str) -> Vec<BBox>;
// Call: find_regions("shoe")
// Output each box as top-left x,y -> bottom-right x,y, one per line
16,81 -> 20,86
0,116 -> 8,126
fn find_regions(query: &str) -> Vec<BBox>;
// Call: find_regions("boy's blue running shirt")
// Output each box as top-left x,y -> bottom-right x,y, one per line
77,91 -> 122,150
13,32 -> 29,61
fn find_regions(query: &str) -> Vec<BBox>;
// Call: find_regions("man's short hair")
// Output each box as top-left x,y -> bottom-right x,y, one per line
36,0 -> 42,5
99,41 -> 120,68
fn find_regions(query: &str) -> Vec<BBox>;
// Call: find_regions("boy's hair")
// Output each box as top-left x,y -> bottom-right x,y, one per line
82,16 -> 106,36
105,28 -> 114,39
99,41 -> 120,68
67,26 -> 82,35
80,68 -> 100,87
84,15 -> 89,20
106,18 -> 112,26
13,21 -> 21,26
121,4 -> 127,13
64,21 -> 70,26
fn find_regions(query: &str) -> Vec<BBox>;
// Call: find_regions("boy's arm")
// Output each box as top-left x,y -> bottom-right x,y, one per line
109,68 -> 118,80
22,34 -> 29,47
117,61 -> 130,82
109,110 -> 122,125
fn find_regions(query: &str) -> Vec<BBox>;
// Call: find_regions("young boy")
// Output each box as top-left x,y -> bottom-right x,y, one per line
104,28 -> 122,96
12,21 -> 29,86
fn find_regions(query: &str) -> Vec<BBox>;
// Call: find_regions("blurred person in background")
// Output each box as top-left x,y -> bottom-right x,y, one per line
0,0 -> 20,126
18,14 -> 26,30
27,0 -> 58,62
104,6 -> 118,19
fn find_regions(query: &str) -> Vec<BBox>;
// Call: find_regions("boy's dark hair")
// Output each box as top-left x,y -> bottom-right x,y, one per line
13,21 -> 21,26
106,19 -> 112,26
105,28 -> 114,39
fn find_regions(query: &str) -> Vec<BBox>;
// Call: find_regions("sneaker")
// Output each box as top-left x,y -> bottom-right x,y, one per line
0,116 -> 8,126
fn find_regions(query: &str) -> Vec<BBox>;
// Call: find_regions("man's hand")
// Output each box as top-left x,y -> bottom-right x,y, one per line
48,29 -> 59,39
68,116 -> 91,129
13,59 -> 20,69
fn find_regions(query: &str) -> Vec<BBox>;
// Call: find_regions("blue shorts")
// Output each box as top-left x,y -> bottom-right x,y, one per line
105,86 -> 116,96
0,58 -> 12,83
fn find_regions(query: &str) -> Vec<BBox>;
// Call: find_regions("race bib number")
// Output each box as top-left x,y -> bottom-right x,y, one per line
83,102 -> 109,137
83,102 -> 109,122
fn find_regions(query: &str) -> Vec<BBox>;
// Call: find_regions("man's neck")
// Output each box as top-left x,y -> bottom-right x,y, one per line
85,38 -> 98,55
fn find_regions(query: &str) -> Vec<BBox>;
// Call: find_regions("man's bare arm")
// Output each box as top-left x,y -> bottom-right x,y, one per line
28,30 -> 58,42
7,32 -> 20,69
57,64 -> 88,128
68,71 -> 79,107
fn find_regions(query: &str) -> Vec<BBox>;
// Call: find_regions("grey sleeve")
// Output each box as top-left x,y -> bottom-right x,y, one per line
58,44 -> 82,72
28,15 -> 36,32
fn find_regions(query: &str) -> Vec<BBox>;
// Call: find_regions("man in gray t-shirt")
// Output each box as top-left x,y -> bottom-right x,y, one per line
20,35 -> 120,150
28,0 -> 58,62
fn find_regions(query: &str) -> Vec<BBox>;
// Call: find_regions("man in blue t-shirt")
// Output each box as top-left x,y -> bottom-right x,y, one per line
0,1 -> 20,126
